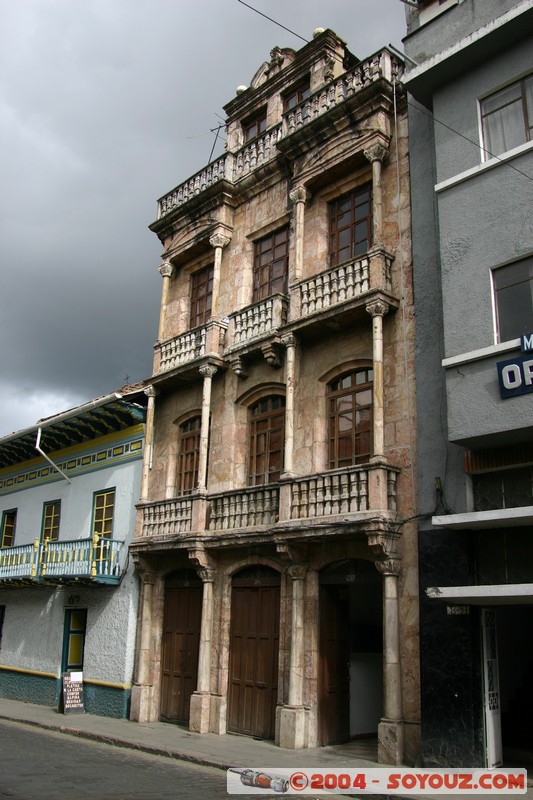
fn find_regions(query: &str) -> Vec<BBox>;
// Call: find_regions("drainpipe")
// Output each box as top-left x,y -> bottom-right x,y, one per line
35,427 -> 72,484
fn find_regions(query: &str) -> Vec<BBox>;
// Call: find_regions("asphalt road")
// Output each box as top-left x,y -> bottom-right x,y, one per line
0,718 -> 257,800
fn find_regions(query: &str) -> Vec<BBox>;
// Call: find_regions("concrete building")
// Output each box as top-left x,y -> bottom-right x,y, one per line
404,0 -> 533,769
130,29 -> 419,764
0,390 -> 146,717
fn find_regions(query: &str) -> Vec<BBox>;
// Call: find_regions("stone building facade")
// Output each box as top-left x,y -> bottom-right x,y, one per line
130,29 -> 419,765
404,0 -> 533,769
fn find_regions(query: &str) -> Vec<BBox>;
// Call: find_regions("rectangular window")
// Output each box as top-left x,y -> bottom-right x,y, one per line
243,109 -> 267,143
1,510 -> 16,548
283,78 -> 311,112
473,467 -> 533,511
190,265 -> 214,329
92,489 -> 115,538
248,396 -> 285,486
62,608 -> 87,672
253,227 -> 289,303
42,501 -> 61,542
329,184 -> 373,267
177,416 -> 202,495
481,74 -> 533,158
493,258 -> 533,342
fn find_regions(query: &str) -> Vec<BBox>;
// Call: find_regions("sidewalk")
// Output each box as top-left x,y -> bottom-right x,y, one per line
0,698 -> 530,799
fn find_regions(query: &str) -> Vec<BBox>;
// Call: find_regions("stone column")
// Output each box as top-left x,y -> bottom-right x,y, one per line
281,334 -> 297,478
189,567 -> 216,733
365,300 -> 390,460
289,186 -> 310,284
164,438 -> 178,499
157,261 -> 174,342
364,143 -> 388,247
197,365 -> 217,493
376,558 -> 404,765
279,564 -> 309,749
140,386 -> 157,502
130,569 -> 156,722
209,231 -> 231,317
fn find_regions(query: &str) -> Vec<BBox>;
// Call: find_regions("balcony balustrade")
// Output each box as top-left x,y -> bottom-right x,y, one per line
0,536 -> 125,584
226,294 -> 288,350
141,498 -> 193,538
156,49 -> 403,220
155,319 -> 227,375
208,486 -> 280,531
291,248 -> 394,321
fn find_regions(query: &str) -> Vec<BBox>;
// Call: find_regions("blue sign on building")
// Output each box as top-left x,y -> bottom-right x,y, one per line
497,354 -> 533,399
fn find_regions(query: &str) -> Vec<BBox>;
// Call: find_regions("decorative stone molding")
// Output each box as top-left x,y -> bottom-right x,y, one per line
375,558 -> 401,577
261,341 -> 284,368
144,385 -> 157,399
209,232 -> 231,250
158,261 -> 174,279
366,299 -> 390,319
198,567 -> 216,584
229,354 -> 249,379
199,364 -> 218,379
281,333 -> 298,349
363,142 -> 389,165
188,547 -> 215,571
276,541 -> 308,563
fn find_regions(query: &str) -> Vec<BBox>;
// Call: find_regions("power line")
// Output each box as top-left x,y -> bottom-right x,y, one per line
237,0 -> 309,44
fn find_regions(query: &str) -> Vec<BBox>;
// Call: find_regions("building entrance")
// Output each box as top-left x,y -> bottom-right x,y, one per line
160,570 -> 202,724
496,606 -> 533,760
319,559 -> 383,745
227,566 -> 280,740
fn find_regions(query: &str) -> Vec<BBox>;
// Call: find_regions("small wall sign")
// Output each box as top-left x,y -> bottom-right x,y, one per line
520,333 -> 533,352
60,671 -> 85,714
496,354 -> 533,399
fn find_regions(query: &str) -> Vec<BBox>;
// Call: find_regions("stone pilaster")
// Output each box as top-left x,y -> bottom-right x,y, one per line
140,386 -> 157,502
278,563 -> 309,749
130,569 -> 156,722
189,567 -> 216,733
209,231 -> 231,317
157,261 -> 174,343
375,557 -> 404,765
364,142 -> 389,247
289,186 -> 310,283
197,365 -> 217,493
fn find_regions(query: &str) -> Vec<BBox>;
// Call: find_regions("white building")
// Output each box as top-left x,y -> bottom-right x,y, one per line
0,390 -> 146,717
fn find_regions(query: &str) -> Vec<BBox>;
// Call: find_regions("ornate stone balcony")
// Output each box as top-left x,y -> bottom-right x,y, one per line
140,498 -> 193,538
290,247 -> 394,323
208,486 -> 280,531
0,536 -> 125,585
155,49 -> 403,221
154,319 -> 227,375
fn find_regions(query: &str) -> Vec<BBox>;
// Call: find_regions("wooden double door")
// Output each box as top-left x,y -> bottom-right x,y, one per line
228,566 -> 280,740
160,571 -> 202,724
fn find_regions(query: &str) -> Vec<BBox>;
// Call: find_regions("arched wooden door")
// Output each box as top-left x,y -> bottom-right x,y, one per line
228,566 -> 280,739
160,570 -> 202,724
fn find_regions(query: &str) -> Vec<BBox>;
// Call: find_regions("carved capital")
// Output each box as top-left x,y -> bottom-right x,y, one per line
199,364 -> 218,379
287,564 -> 308,581
366,299 -> 390,319
158,261 -> 174,279
374,558 -> 401,577
289,185 -> 311,206
198,567 -> 216,584
144,385 -> 158,399
281,333 -> 297,349
209,232 -> 231,250
364,142 -> 389,165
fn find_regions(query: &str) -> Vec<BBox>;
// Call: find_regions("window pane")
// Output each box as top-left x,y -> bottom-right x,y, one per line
494,260 -> 533,341
484,103 -> 525,155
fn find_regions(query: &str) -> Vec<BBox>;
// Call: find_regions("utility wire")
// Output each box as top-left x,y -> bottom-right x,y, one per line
237,0 -> 309,44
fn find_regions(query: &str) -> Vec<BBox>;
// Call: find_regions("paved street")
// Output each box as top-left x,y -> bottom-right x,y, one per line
0,719 -> 248,800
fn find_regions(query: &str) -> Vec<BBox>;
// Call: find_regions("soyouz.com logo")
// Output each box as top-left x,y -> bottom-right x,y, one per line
227,767 -> 527,794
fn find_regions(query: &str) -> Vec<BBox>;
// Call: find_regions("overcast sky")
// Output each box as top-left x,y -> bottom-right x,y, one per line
0,0 -> 407,438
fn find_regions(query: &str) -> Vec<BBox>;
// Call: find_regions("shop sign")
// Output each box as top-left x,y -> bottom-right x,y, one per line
497,354 -> 533,399
521,333 -> 533,352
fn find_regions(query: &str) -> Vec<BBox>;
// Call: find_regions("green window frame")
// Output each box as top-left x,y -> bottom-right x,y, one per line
62,608 -> 87,672
42,500 -> 61,542
1,510 -> 17,548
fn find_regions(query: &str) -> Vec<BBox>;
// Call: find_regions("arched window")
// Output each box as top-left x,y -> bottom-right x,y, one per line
177,416 -> 201,495
248,395 -> 285,486
327,369 -> 373,468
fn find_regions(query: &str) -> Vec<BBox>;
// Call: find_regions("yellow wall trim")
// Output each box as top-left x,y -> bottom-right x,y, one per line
0,664 -> 57,679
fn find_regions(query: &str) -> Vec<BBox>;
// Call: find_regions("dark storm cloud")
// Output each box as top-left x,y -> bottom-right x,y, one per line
0,0 -> 406,437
